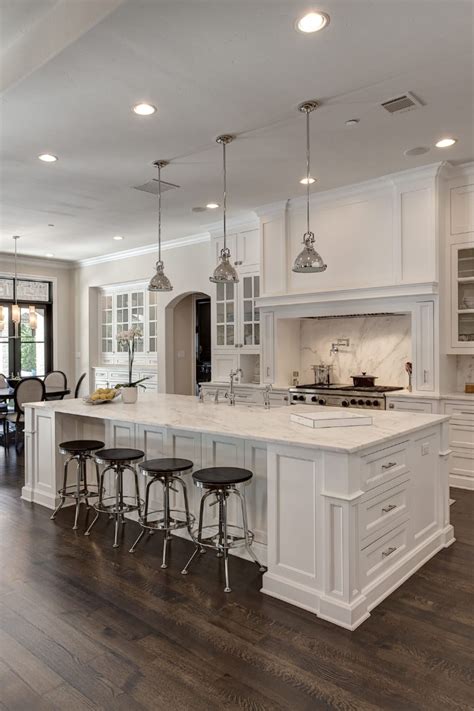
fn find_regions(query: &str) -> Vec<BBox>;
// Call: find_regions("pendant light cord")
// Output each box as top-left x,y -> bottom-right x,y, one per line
222,140 -> 227,252
157,163 -> 162,264
306,108 -> 310,237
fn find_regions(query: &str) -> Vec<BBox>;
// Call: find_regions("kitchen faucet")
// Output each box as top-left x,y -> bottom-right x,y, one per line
263,384 -> 272,409
226,368 -> 243,406
330,337 -> 350,356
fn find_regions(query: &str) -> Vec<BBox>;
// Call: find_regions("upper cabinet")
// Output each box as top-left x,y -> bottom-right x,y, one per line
213,228 -> 259,271
450,243 -> 474,351
99,284 -> 157,365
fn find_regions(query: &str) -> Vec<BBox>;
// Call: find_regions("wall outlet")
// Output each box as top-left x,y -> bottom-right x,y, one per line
421,442 -> 430,456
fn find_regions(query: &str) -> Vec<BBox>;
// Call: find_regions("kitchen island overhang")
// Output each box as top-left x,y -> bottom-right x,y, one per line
22,393 -> 455,630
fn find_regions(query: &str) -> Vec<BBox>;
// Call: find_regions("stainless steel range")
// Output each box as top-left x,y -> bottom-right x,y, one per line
289,384 -> 403,410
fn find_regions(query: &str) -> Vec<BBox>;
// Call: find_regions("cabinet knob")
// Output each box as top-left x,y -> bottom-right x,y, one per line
388,403 -> 394,409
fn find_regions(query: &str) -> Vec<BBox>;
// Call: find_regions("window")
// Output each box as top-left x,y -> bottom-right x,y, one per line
0,278 -> 53,377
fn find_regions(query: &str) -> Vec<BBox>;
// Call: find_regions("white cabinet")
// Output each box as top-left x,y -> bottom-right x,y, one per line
415,301 -> 435,391
443,399 -> 474,490
214,228 -> 259,271
449,242 -> 474,352
98,283 -> 159,365
386,397 -> 436,414
93,366 -> 157,391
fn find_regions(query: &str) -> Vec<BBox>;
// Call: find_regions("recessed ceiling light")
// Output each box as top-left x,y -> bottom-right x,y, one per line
296,11 -> 330,33
435,137 -> 457,148
345,119 -> 360,126
113,235 -> 124,241
300,177 -> 316,185
38,153 -> 58,162
132,103 -> 157,116
206,203 -> 219,209
45,253 -> 54,258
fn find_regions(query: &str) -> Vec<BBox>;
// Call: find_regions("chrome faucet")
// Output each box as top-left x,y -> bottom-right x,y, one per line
263,384 -> 272,409
330,337 -> 350,356
226,368 -> 242,406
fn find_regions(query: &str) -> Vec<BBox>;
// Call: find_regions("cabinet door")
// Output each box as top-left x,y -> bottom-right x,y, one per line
451,243 -> 474,351
100,293 -> 114,359
147,290 -> 158,355
130,290 -> 145,354
115,292 -> 129,358
415,301 -> 435,391
212,352 -> 240,382
236,229 -> 259,269
214,281 -> 237,349
240,274 -> 260,349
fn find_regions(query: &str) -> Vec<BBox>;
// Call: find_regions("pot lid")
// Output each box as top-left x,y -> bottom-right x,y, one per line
351,372 -> 378,379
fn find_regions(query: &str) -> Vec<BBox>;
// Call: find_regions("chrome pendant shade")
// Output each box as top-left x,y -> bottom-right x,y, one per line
210,134 -> 239,284
292,101 -> 327,274
148,160 -> 173,292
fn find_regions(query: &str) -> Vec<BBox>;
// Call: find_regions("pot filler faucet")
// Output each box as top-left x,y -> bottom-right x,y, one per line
330,337 -> 350,355
226,368 -> 243,406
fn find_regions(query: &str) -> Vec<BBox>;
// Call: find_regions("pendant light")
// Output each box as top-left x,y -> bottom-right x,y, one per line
12,236 -> 21,337
292,101 -> 327,274
148,160 -> 173,292
0,305 -> 4,333
209,134 -> 239,284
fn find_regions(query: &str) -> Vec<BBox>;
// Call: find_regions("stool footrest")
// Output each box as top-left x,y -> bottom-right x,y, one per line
58,484 -> 100,499
93,496 -> 143,515
193,523 -> 254,550
138,508 -> 195,532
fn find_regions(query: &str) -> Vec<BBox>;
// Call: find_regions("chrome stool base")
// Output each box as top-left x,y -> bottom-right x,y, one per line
51,448 -> 102,530
84,455 -> 143,548
129,469 -> 194,569
181,482 -> 266,593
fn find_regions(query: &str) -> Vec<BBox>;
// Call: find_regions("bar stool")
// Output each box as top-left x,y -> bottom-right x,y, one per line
129,458 -> 195,568
51,439 -> 104,530
181,467 -> 266,592
84,447 -> 144,548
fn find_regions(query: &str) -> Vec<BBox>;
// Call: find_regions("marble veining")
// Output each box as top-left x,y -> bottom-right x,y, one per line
29,392 -> 448,454
300,314 -> 411,386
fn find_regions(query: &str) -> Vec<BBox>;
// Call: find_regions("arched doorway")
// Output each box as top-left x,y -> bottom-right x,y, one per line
165,291 -> 211,395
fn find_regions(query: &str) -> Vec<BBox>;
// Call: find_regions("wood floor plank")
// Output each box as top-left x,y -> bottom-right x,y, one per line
0,450 -> 473,711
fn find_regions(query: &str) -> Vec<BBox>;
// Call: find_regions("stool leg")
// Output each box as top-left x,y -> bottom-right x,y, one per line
161,478 -> 171,568
221,492 -> 231,593
234,487 -> 266,572
175,475 -> 193,538
181,489 -> 210,575
129,477 -> 152,554
72,457 -> 82,530
84,465 -> 110,536
216,491 -> 224,558
50,457 -> 71,520
113,466 -> 122,548
83,456 -> 90,508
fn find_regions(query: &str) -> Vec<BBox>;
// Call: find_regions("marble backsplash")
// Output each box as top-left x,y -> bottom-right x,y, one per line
300,314 -> 412,387
456,356 -> 474,390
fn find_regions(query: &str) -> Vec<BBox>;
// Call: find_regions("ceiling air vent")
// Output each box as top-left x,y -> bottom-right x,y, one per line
381,92 -> 423,115
133,178 -> 179,195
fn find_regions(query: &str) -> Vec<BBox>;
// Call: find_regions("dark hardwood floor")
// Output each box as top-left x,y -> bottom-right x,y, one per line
0,450 -> 472,711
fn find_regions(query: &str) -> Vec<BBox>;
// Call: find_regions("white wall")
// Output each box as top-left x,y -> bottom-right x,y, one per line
74,240 -> 212,392
299,314 -> 412,387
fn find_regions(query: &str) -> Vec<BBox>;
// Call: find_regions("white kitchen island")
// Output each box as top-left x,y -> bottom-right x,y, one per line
22,393 -> 454,630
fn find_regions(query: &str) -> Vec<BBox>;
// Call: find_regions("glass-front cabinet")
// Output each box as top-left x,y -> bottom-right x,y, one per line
99,284 -> 157,365
451,242 -> 474,351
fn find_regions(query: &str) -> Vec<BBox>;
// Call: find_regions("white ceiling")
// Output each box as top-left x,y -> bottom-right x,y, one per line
0,0 -> 473,261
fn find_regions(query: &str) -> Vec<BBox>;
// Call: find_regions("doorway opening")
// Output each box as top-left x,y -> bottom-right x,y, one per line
165,292 -> 211,395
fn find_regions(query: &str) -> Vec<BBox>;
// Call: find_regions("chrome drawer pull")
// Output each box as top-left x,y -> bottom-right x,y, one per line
381,461 -> 397,470
382,503 -> 397,514
382,546 -> 397,558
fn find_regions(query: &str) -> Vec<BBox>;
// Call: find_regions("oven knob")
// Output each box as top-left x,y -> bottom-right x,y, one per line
365,400 -> 373,407
292,395 -> 299,401
341,400 -> 349,407
373,400 -> 380,406
358,399 -> 364,406
350,398 -> 357,405
311,396 -> 318,402
318,398 -> 326,405
298,395 -> 305,401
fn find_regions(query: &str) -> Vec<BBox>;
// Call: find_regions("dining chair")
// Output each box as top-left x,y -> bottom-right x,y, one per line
74,372 -> 87,399
10,377 -> 46,451
44,370 -> 68,400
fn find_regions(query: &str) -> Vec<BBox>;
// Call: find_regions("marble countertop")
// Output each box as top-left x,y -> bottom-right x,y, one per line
386,390 -> 474,402
27,393 -> 450,454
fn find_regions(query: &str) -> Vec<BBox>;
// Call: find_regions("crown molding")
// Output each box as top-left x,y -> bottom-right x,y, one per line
0,252 -> 75,270
77,232 -> 210,268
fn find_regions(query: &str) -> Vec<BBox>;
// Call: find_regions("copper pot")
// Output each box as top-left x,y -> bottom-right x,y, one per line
351,372 -> 378,388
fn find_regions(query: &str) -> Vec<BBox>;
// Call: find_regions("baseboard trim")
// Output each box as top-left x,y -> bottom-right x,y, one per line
449,475 -> 474,490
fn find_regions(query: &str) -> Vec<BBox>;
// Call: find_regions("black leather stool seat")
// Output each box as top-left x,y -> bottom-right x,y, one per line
141,458 -> 193,474
95,447 -> 144,462
59,439 -> 105,454
192,467 -> 253,487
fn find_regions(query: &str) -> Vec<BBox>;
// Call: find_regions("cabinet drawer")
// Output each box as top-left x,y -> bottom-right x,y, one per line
361,521 -> 408,588
449,422 -> 474,450
140,371 -> 157,383
450,448 -> 474,480
362,442 -> 409,491
95,370 -> 108,380
359,479 -> 410,543
445,403 -> 474,424
109,370 -> 128,383
94,380 -> 107,390
387,399 -> 433,413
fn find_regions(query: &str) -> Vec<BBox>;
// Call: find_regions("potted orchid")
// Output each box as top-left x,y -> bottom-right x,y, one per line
115,327 -> 150,403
